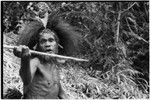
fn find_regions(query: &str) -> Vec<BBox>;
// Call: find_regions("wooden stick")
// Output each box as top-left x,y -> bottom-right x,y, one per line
3,45 -> 89,62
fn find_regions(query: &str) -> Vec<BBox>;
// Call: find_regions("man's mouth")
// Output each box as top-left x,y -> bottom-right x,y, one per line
46,49 -> 53,53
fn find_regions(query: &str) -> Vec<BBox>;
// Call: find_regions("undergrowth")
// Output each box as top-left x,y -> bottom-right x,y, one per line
3,33 -> 149,99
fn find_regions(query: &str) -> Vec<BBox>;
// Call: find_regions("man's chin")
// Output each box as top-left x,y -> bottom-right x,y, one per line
46,51 -> 54,54
40,54 -> 56,63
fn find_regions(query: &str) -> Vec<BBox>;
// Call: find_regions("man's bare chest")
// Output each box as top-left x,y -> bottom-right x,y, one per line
24,63 -> 60,98
36,63 -> 59,79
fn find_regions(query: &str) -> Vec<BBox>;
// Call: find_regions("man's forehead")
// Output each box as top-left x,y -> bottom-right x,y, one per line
40,33 -> 55,39
40,29 -> 55,35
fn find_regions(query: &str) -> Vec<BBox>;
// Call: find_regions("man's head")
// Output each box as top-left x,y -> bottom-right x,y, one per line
36,28 -> 59,54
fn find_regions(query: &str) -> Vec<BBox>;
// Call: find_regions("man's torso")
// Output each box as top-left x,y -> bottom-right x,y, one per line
23,58 -> 60,99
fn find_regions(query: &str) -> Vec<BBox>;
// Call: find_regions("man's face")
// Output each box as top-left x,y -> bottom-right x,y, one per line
38,33 -> 58,54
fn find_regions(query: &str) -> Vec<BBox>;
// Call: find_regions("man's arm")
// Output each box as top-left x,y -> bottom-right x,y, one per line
13,45 -> 37,86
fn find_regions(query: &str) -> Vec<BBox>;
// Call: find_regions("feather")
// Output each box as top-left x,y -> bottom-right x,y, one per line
17,20 -> 44,49
47,17 -> 82,56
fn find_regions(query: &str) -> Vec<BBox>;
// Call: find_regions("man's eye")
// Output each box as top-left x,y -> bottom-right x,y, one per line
48,38 -> 54,42
40,39 -> 46,43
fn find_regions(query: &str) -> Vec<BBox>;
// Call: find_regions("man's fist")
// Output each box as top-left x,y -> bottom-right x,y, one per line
13,45 -> 31,58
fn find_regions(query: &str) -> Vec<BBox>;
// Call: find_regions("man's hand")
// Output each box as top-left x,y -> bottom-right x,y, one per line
13,45 -> 31,58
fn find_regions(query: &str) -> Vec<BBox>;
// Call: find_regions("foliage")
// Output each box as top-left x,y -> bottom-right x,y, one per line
2,1 -> 149,99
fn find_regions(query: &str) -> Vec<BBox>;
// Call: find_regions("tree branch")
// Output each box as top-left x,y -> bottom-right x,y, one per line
121,2 -> 137,13
116,11 -> 121,43
125,18 -> 148,44
115,2 -> 137,44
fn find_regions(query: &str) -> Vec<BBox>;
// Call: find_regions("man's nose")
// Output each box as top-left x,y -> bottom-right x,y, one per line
45,41 -> 51,47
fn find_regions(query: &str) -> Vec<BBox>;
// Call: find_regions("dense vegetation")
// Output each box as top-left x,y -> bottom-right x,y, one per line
2,1 -> 149,99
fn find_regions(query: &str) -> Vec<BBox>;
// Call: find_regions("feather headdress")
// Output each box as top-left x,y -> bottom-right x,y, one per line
17,2 -> 82,56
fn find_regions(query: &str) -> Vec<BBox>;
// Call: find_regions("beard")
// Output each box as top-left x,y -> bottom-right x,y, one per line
37,52 -> 57,64
37,51 -> 56,63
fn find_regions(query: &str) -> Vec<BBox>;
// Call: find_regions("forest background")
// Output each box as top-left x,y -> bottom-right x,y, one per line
2,1 -> 149,99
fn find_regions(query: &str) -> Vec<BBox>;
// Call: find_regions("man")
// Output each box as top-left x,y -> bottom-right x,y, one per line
13,28 -> 69,99
14,2 -> 82,98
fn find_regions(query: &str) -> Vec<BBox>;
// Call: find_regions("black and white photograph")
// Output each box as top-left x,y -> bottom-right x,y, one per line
1,1 -> 149,99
